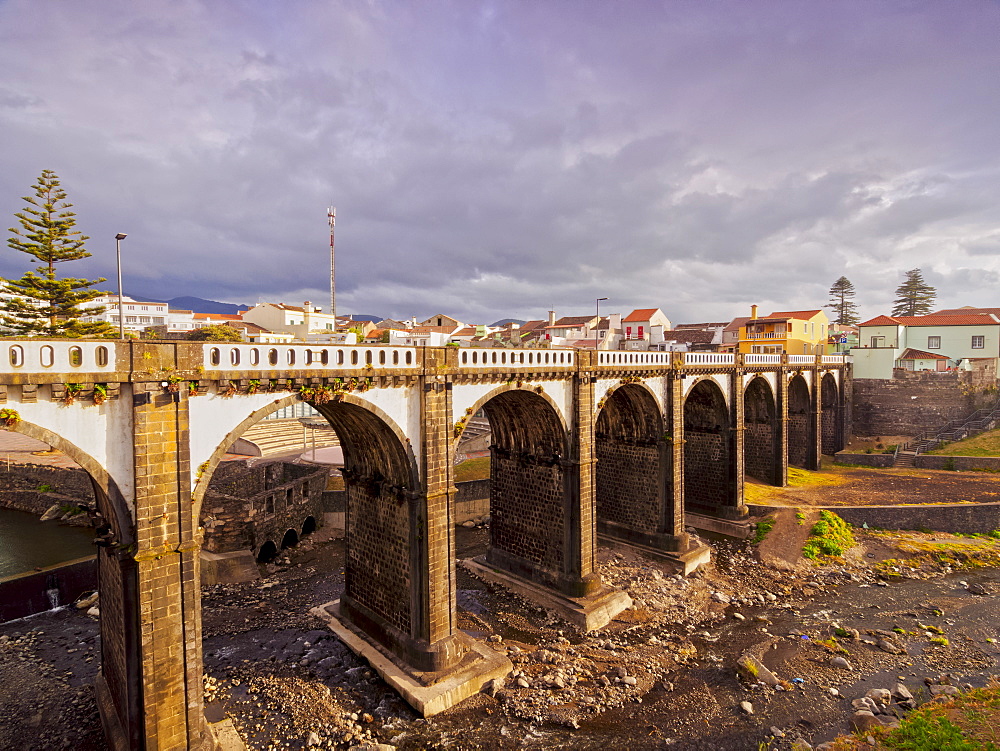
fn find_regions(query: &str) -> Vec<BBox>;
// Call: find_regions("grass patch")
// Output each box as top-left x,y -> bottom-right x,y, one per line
926,428 -> 1000,457
802,510 -> 855,560
869,531 -> 1000,573
824,680 -> 1000,750
750,516 -> 775,545
455,456 -> 491,483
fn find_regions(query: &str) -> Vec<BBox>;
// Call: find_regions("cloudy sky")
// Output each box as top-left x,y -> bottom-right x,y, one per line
1,1 -> 998,325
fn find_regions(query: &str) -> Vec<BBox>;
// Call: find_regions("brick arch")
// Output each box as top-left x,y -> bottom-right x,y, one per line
479,388 -> 570,588
452,383 -> 568,446
744,376 -> 778,484
594,383 -> 666,537
5,420 -> 132,544
4,420 -> 140,751
683,378 -> 731,515
787,374 -> 812,468
821,372 -> 842,455
191,393 -> 418,525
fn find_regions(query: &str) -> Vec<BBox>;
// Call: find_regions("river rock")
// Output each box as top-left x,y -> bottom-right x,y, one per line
736,653 -> 780,687
74,591 -> 99,610
829,656 -> 851,670
711,592 -> 731,604
929,685 -> 960,696
850,710 -> 883,732
876,637 -> 905,655
739,701 -> 753,714
866,688 -> 891,706
893,683 -> 914,701
40,504 -> 63,522
967,582 -> 989,596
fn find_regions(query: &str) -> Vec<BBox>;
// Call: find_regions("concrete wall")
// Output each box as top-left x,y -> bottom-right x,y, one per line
0,556 -> 96,621
914,455 -> 1000,471
852,369 -> 998,436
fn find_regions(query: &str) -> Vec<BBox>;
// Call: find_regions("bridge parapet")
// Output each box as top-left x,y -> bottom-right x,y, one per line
203,343 -> 422,371
0,339 -> 119,375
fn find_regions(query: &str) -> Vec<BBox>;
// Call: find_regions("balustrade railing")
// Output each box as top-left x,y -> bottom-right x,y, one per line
684,352 -> 735,365
1,340 -> 117,374
458,348 -> 574,368
743,354 -> 782,364
203,344 -> 420,370
597,351 -> 672,366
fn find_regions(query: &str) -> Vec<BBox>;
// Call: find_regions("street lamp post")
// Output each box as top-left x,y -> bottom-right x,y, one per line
115,233 -> 127,340
595,297 -> 608,349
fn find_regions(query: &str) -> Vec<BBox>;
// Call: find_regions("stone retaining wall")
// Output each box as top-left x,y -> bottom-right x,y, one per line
913,455 -> 1000,472
0,556 -> 97,622
833,452 -> 895,467
852,369 -> 998,437
750,502 -> 1000,534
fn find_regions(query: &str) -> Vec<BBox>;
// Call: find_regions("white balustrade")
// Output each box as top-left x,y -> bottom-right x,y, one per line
0,340 -> 117,374
683,352 -> 735,365
202,344 -> 419,371
597,351 -> 673,366
822,354 -> 852,363
457,348 -> 574,368
787,355 -> 818,364
743,354 -> 782,364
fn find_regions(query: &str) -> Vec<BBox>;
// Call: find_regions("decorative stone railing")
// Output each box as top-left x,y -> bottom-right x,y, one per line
203,344 -> 420,371
684,353 -> 736,365
597,351 -> 672,366
457,348 -> 574,369
0,340 -> 118,374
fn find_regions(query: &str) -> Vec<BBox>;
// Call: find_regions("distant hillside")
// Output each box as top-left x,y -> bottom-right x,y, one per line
491,318 -> 526,327
344,314 -> 382,323
167,296 -> 249,315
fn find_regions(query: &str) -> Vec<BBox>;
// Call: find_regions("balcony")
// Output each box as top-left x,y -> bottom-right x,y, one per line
743,331 -> 786,340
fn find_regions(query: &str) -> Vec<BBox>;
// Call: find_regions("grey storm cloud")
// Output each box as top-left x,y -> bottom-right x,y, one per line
1,0 -> 999,324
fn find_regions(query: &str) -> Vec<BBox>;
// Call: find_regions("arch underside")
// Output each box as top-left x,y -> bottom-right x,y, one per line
787,376 -> 811,468
683,380 -> 732,514
821,374 -> 842,455
312,400 -> 420,639
744,378 -> 778,485
595,384 -> 665,537
483,389 -> 568,586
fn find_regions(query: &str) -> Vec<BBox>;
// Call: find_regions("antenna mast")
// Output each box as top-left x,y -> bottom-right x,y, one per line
327,206 -> 336,331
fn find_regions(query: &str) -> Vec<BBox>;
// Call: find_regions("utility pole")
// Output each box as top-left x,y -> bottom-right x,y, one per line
327,206 -> 336,331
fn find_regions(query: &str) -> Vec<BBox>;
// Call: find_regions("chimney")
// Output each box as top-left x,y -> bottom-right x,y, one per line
751,304 -> 758,320
303,301 -> 311,332
548,310 -> 556,327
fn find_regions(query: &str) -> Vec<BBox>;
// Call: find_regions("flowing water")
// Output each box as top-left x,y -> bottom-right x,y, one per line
0,507 -> 96,579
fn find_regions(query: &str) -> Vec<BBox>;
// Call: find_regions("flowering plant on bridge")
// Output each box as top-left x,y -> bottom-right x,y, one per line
92,384 -> 107,405
62,383 -> 83,404
0,408 -> 21,428
246,379 -> 260,395
187,381 -> 200,397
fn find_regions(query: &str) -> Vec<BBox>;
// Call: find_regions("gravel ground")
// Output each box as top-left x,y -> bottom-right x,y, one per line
2,522 -> 999,751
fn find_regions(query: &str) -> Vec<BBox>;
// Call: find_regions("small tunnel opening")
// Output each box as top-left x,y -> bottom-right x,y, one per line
256,540 -> 278,563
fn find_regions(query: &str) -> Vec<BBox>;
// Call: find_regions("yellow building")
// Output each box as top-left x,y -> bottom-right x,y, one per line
738,306 -> 829,355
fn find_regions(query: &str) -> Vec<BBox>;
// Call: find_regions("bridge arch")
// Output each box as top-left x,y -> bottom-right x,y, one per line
821,372 -> 843,455
3,420 -> 139,750
787,374 -> 812,469
683,377 -> 734,516
744,376 -> 780,485
468,387 -> 571,589
594,383 -> 671,545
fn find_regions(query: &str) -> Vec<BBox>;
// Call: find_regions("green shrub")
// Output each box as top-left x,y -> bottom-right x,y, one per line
802,510 -> 855,560
751,517 -> 775,545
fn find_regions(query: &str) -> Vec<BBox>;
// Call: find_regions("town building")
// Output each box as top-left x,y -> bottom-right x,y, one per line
851,312 -> 1000,379
738,306 -> 829,355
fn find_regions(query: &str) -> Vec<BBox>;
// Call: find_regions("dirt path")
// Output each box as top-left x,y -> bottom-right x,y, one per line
749,465 -> 1000,507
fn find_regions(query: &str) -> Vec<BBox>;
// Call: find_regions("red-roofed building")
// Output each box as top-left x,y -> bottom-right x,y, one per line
738,305 -> 829,355
853,311 -> 1000,378
621,308 -> 671,349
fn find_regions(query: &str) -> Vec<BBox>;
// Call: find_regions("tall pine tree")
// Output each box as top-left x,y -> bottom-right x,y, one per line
891,268 -> 936,317
825,276 -> 859,325
1,170 -> 113,337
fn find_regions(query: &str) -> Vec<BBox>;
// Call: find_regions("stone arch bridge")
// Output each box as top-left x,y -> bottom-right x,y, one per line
0,339 -> 850,750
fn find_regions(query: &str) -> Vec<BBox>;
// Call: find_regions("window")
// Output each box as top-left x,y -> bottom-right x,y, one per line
972,335 -> 985,349
927,336 -> 941,349
870,336 -> 885,347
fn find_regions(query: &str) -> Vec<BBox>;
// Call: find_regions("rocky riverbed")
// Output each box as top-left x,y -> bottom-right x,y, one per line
2,521 -> 999,750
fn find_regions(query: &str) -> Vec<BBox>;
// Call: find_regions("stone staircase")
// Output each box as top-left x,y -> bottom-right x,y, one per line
893,398 -> 1000,467
239,418 -> 340,457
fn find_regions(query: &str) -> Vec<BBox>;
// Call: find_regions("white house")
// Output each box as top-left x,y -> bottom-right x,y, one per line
241,302 -> 340,340
81,295 -> 169,333
852,312 -> 1000,378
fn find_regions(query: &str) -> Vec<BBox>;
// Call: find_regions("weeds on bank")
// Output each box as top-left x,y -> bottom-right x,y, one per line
824,680 -> 1000,750
870,530 -> 1000,575
455,456 -> 491,483
802,510 -> 855,560
750,516 -> 775,544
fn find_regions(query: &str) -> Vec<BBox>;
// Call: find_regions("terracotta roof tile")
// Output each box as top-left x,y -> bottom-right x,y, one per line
548,315 -> 595,328
768,309 -> 822,319
862,314 -> 999,327
623,308 -> 660,322
898,348 -> 949,360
